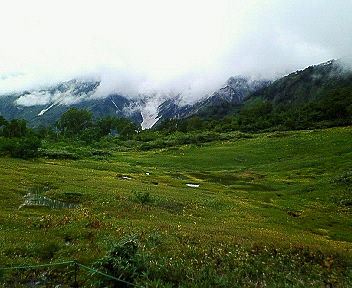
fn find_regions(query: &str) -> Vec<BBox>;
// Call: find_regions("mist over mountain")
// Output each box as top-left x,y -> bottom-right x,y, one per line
0,74 -> 269,129
152,76 -> 271,125
0,58 -> 351,130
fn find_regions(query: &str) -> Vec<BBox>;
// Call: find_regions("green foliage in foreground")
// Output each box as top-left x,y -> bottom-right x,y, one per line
0,126 -> 351,287
0,116 -> 42,159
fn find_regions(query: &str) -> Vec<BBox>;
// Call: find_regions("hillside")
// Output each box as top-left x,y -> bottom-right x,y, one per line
154,76 -> 270,123
245,59 -> 352,105
191,59 -> 352,120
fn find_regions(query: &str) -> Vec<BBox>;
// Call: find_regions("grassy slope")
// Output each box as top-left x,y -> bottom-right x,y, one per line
0,126 -> 351,286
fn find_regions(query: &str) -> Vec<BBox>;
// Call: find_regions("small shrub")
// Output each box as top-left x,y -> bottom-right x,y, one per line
34,242 -> 61,261
94,233 -> 146,286
138,142 -> 153,151
331,188 -> 352,207
132,191 -> 153,206
39,148 -> 79,160
61,192 -> 83,203
332,171 -> 352,185
91,149 -> 111,157
154,198 -> 184,214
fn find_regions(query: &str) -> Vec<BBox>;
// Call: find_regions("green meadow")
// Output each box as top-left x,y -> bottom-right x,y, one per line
0,126 -> 351,287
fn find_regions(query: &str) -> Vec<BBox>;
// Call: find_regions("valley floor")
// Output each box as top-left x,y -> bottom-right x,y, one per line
0,126 -> 351,287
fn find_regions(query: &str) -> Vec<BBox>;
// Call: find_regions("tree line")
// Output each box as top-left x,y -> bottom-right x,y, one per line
0,86 -> 351,158
155,88 -> 352,134
0,108 -> 140,158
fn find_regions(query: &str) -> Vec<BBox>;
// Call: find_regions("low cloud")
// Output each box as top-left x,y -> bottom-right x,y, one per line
1,0 -> 351,104
16,91 -> 52,106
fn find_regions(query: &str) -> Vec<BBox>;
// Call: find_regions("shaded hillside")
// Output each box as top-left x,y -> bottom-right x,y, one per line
155,60 -> 352,134
153,76 -> 270,124
246,59 -> 352,105
191,59 -> 352,121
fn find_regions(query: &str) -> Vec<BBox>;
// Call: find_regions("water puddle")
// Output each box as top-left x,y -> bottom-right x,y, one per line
117,174 -> 132,180
186,183 -> 200,188
121,176 -> 132,180
189,172 -> 241,185
19,186 -> 78,209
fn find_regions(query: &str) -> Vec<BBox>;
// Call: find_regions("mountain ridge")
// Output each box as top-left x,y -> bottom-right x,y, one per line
0,75 -> 268,129
0,59 -> 351,129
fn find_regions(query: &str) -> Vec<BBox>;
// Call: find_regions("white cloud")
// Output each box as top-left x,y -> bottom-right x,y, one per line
0,0 -> 351,102
16,91 -> 52,106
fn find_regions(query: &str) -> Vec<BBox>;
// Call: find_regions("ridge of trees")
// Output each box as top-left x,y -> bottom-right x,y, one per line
155,87 -> 352,134
0,108 -> 141,158
0,85 -> 351,159
54,107 -> 140,141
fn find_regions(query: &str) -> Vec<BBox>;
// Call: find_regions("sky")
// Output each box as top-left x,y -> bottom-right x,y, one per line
0,0 -> 352,102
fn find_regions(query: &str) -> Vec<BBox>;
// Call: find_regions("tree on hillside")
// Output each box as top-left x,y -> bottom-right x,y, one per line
0,116 -> 7,127
56,108 -> 93,137
318,88 -> 352,122
114,117 -> 139,139
0,116 -> 41,158
237,102 -> 274,131
2,119 -> 28,138
96,116 -> 117,137
96,116 -> 139,138
186,117 -> 204,131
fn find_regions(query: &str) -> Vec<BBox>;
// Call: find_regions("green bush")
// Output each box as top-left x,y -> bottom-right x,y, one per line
94,233 -> 146,287
132,191 -> 153,206
332,171 -> 352,185
0,136 -> 41,159
39,148 -> 79,160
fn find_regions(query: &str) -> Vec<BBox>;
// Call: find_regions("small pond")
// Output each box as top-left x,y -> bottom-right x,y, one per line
19,186 -> 79,209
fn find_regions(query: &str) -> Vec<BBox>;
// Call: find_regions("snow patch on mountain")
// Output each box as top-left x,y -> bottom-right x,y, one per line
139,93 -> 180,129
110,98 -> 120,113
140,103 -> 160,130
38,103 -> 55,116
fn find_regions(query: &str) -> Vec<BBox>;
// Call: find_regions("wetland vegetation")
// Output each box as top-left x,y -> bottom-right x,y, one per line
0,121 -> 351,287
